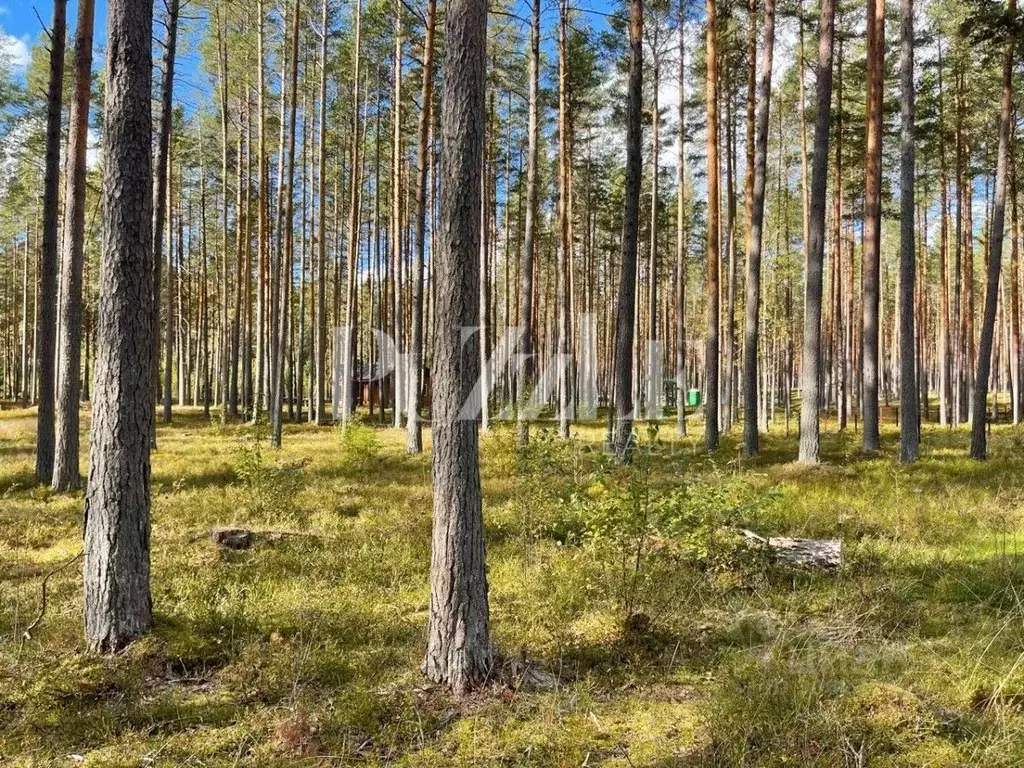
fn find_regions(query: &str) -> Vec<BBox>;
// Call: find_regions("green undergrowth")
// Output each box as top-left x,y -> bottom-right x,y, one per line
2,406 -> 1024,765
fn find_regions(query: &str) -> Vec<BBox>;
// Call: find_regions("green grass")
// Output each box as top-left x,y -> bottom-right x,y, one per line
3,407 -> 1024,766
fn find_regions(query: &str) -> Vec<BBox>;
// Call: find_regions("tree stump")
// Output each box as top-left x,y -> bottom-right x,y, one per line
210,528 -> 254,550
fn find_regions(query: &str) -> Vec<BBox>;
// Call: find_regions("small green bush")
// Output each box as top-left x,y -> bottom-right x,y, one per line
578,426 -> 776,626
338,421 -> 381,472
233,420 -> 304,522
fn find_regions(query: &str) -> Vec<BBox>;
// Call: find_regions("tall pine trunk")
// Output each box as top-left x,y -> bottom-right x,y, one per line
970,0 -> 1016,459
341,0 -> 363,427
516,0 -> 540,447
898,0 -> 919,461
407,0 -> 437,453
937,40 -> 952,426
155,0 -> 180,429
314,0 -> 329,426
742,0 -> 774,456
797,0 -> 836,464
704,0 -> 720,452
36,0 -> 68,484
861,0 -> 884,453
422,0 -> 492,695
613,0 -> 643,461
675,0 -> 687,438
84,0 -> 154,652
271,0 -> 301,448
557,0 -> 572,438
52,0 -> 96,491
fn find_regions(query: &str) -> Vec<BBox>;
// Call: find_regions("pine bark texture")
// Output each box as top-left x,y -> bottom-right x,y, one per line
36,0 -> 68,484
861,0 -> 884,453
742,0 -> 774,456
52,0 -> 96,491
423,0 -> 493,695
898,0 -> 919,462
612,0 -> 643,461
516,0 -> 540,448
407,0 -> 437,454
970,0 -> 1015,459
84,0 -> 155,653
153,0 -> 179,431
798,0 -> 835,464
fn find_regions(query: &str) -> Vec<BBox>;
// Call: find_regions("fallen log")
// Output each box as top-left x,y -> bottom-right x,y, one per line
741,529 -> 843,571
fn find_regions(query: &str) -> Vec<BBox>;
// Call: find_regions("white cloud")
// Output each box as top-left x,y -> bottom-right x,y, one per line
0,29 -> 30,72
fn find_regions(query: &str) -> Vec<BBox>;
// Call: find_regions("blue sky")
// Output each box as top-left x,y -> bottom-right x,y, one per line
3,0 -> 106,78
2,0 -> 620,92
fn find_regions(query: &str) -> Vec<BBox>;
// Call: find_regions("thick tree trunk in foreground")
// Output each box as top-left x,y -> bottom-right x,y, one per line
612,0 -> 643,461
423,0 -> 493,695
861,0 -> 884,453
898,0 -> 919,462
36,0 -> 68,484
52,0 -> 96,492
84,0 -> 154,652
742,0 -> 774,456
704,0 -> 720,453
970,0 -> 1015,460
407,0 -> 437,454
798,0 -> 835,464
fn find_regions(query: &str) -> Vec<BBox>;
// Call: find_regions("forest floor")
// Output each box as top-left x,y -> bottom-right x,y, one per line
3,407 -> 1024,766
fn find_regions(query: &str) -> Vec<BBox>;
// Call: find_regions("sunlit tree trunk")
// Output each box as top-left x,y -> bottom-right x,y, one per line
215,5 -> 232,426
861,0 -> 884,453
153,0 -> 180,432
84,0 -> 154,652
52,0 -> 95,491
393,0 -> 405,430
704,0 -> 720,452
516,0 -> 540,447
271,0 -> 301,448
423,0 -> 492,695
558,0 -> 572,438
613,0 -> 643,461
407,0 -> 437,453
937,43 -> 952,427
898,0 -> 919,462
970,0 -> 1016,459
1011,138 -> 1021,423
36,0 -> 67,483
675,0 -> 687,438
742,0 -> 774,456
798,0 -> 835,464
342,0 -> 364,428
797,0 -> 810,266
